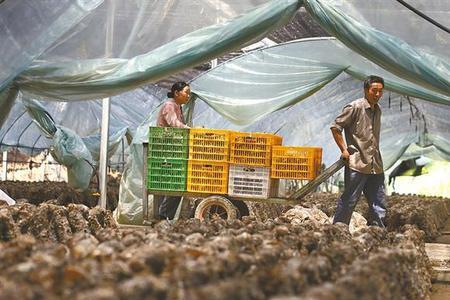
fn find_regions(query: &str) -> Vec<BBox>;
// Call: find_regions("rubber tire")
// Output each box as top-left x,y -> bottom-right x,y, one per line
230,199 -> 249,219
194,196 -> 238,221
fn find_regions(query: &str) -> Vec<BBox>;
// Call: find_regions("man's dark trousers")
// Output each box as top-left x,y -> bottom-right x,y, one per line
333,167 -> 386,227
159,196 -> 181,220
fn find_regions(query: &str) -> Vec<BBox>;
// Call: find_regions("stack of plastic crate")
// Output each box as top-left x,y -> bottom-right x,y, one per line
271,146 -> 323,180
147,127 -> 189,191
228,132 -> 282,199
187,128 -> 230,194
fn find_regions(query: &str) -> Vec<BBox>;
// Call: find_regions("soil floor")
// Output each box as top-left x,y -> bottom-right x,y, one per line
431,284 -> 450,300
431,216 -> 450,300
1,181 -> 450,299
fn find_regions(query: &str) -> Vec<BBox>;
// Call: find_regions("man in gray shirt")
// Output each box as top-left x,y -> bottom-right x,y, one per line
330,75 -> 386,227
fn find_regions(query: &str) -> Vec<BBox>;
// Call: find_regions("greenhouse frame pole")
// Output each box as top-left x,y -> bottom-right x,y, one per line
99,97 -> 110,208
99,0 -> 115,209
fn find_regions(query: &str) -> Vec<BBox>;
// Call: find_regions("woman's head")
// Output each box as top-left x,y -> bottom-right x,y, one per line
168,82 -> 191,104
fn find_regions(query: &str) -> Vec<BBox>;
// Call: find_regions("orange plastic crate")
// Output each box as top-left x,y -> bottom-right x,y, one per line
229,132 -> 282,167
271,146 -> 322,180
187,161 -> 228,194
189,128 -> 230,162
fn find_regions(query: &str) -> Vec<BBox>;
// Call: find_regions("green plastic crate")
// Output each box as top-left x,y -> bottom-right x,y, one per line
148,127 -> 189,159
147,158 -> 187,191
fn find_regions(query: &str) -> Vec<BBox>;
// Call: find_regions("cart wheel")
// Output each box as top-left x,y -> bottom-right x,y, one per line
194,196 -> 238,221
230,199 -> 249,218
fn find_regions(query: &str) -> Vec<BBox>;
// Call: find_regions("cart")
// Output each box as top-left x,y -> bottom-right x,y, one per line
143,142 -> 348,222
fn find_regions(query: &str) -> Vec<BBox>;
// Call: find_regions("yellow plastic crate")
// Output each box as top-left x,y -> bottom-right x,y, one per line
271,146 -> 322,180
229,132 -> 283,167
189,128 -> 230,162
187,161 -> 228,194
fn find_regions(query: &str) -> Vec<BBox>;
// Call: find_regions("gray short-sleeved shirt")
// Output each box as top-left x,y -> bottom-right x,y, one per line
331,98 -> 383,174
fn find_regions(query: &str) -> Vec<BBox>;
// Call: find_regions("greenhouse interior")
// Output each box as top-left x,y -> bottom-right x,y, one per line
0,0 -> 449,299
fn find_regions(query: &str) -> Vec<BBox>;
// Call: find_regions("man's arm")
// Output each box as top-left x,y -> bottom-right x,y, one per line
330,104 -> 353,161
331,127 -> 349,161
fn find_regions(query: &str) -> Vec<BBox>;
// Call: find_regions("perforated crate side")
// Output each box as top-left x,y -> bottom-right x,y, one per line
271,146 -> 322,180
229,132 -> 282,167
188,128 -> 230,162
149,126 -> 189,140
147,158 -> 187,191
229,149 -> 272,167
187,161 -> 228,194
230,132 -> 283,146
148,127 -> 189,159
148,144 -> 189,159
228,165 -> 278,199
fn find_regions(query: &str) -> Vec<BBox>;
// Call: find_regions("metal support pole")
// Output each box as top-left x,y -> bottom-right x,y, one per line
99,98 -> 111,209
98,0 -> 115,209
2,151 -> 7,180
142,143 -> 149,221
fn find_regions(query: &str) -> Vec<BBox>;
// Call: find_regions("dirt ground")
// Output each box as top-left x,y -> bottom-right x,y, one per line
0,207 -> 434,299
0,176 -> 120,210
432,284 -> 450,300
0,181 -> 449,299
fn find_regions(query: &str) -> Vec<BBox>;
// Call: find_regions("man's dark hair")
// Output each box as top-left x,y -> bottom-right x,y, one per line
364,75 -> 384,90
167,81 -> 189,98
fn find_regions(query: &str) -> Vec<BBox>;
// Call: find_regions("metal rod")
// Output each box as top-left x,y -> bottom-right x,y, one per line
99,98 -> 111,209
99,0 -> 116,209
142,143 -> 149,221
291,159 -> 346,200
395,0 -> 450,34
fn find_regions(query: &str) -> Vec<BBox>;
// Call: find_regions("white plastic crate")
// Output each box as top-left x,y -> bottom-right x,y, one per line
228,165 -> 278,199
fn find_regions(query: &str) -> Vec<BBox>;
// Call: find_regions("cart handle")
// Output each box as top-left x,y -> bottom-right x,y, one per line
290,146 -> 358,200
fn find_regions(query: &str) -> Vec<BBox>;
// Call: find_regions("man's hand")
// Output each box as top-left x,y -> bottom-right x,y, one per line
341,149 -> 350,162
331,127 -> 349,162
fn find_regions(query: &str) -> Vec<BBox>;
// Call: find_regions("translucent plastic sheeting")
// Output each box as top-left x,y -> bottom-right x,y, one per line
51,126 -> 94,191
79,127 -> 130,163
22,97 -> 132,165
12,98 -> 141,190
191,38 -> 449,126
1,0 -> 301,197
321,0 -> 450,60
39,0 -> 271,61
191,73 -> 425,169
0,0 -> 270,90
190,38 -> 449,166
400,143 -> 450,163
0,0 -> 103,91
304,0 -> 450,96
15,0 -> 302,102
0,85 -> 18,130
0,86 -> 165,189
0,85 -> 165,152
22,99 -> 57,137
19,98 -> 94,190
114,104 -> 163,224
